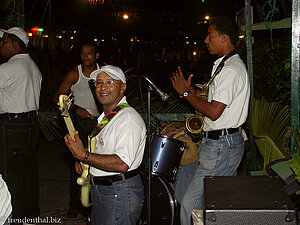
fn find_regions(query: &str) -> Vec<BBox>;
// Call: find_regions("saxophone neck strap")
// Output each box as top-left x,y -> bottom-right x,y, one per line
97,103 -> 130,131
213,50 -> 236,76
205,50 -> 236,88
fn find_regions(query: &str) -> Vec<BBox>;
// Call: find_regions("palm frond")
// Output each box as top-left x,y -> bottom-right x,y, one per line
250,98 -> 290,168
290,154 -> 300,183
39,102 -> 63,142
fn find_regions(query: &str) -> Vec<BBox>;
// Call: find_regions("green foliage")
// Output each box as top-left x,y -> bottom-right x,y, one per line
290,154 -> 300,183
0,0 -> 22,28
250,98 -> 291,168
238,36 -> 291,106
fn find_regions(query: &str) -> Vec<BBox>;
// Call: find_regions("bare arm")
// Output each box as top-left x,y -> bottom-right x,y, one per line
171,67 -> 226,121
53,68 -> 78,104
53,68 -> 94,118
183,93 -> 226,121
64,131 -> 129,173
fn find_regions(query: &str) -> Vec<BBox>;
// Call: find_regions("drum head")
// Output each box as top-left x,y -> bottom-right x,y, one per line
140,175 -> 178,225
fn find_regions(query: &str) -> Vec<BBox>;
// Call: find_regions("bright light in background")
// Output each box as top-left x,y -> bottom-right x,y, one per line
73,31 -> 76,33
31,27 -> 43,35
239,34 -> 245,39
186,41 -> 189,45
123,14 -> 129,20
31,27 -> 43,32
205,15 -> 210,20
130,37 -> 134,42
102,39 -> 105,42
70,37 -> 74,39
193,51 -> 197,56
94,38 -> 98,42
194,42 -> 197,45
28,33 -> 33,37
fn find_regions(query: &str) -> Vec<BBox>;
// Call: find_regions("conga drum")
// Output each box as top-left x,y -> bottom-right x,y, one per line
161,122 -> 200,167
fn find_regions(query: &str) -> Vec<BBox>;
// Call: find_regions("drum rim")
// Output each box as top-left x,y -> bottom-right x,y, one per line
160,122 -> 185,135
152,134 -> 187,146
151,175 -> 177,225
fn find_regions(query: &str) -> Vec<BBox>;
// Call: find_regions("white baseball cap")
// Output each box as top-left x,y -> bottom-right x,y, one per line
1,27 -> 29,46
90,65 -> 126,84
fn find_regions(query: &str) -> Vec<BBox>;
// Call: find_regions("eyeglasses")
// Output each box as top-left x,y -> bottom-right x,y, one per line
95,80 -> 123,87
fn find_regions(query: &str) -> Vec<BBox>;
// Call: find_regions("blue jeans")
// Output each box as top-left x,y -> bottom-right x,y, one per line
176,131 -> 244,225
91,174 -> 144,225
0,116 -> 40,219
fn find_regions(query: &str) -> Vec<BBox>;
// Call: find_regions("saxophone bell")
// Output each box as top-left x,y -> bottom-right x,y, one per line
185,114 -> 204,142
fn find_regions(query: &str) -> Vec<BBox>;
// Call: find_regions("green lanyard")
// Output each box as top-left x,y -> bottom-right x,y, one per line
96,103 -> 130,131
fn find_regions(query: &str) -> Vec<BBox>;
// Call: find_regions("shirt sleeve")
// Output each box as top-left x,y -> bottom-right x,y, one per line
114,119 -> 143,168
0,65 -> 12,88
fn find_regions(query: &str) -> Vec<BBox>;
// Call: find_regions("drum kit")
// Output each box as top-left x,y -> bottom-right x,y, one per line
140,122 -> 201,225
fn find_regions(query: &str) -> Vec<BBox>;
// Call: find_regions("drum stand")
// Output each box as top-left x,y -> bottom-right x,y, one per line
146,85 -> 153,225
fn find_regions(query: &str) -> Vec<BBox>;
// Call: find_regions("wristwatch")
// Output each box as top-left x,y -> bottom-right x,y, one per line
182,91 -> 191,98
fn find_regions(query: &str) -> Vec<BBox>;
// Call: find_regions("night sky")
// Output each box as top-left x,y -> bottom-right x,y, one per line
25,0 -> 244,30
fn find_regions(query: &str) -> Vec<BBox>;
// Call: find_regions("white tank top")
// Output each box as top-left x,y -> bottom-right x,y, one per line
71,64 -> 100,116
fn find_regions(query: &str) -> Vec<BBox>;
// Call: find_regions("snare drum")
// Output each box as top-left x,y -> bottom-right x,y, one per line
151,135 -> 186,181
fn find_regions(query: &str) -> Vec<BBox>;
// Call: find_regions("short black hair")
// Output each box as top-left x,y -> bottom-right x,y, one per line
81,41 -> 99,53
209,16 -> 238,46
6,33 -> 27,51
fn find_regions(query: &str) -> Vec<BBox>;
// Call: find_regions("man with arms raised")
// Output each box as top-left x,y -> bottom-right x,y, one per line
171,16 -> 250,225
65,65 -> 145,225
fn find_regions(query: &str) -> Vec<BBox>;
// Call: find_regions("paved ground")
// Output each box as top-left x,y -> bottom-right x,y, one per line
37,136 -> 248,225
38,138 -> 87,225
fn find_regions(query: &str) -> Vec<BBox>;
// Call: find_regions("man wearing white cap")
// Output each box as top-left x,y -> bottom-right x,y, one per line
53,41 -> 102,218
65,65 -> 146,225
0,27 -> 42,222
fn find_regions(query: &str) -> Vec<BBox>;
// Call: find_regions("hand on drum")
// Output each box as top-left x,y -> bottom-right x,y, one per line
171,66 -> 193,97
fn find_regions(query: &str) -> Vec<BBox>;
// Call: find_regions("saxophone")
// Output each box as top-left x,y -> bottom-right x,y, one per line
185,72 -> 218,135
186,50 -> 235,136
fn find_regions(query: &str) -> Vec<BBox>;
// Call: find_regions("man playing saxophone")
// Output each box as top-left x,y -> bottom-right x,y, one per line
171,16 -> 250,225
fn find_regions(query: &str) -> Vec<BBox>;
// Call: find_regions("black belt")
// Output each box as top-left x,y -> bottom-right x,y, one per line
91,169 -> 139,186
0,110 -> 38,120
204,127 -> 241,140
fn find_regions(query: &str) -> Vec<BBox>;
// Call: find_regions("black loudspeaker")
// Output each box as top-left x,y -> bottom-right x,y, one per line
204,176 -> 297,225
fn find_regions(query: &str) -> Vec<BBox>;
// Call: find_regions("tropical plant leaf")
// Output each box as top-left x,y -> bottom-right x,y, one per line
250,98 -> 290,168
38,102 -> 63,142
255,138 -> 285,169
289,154 -> 300,183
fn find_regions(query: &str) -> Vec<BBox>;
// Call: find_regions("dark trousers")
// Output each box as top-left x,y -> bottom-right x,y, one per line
69,115 -> 98,209
0,116 -> 40,221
